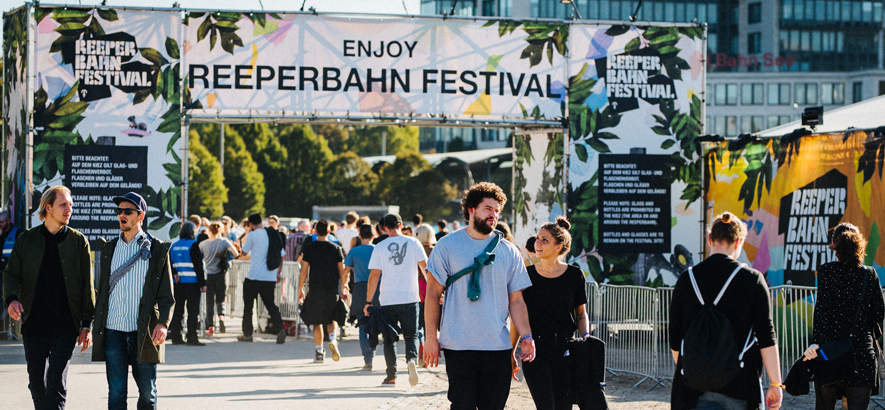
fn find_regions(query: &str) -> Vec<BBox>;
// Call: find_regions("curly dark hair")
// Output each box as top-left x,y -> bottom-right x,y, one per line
461,182 -> 507,221
707,211 -> 747,244
832,223 -> 866,267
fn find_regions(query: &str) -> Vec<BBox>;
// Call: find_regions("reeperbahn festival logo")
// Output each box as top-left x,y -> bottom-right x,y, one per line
777,169 -> 847,287
60,32 -> 155,103
595,46 -> 677,115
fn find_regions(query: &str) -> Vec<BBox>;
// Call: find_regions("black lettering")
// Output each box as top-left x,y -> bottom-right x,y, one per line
387,41 -> 402,58
524,74 -> 543,97
358,41 -> 371,57
256,66 -> 274,90
366,69 -> 386,92
189,64 -> 209,88
373,41 -> 384,58
441,70 -> 458,94
404,41 -> 418,58
546,75 -> 562,98
235,65 -> 251,89
343,40 -> 355,57
343,68 -> 364,92
391,69 -> 409,92
506,72 -> 525,96
213,65 -> 232,89
499,72 -> 505,96
300,67 -> 319,91
459,70 -> 477,95
423,69 -> 438,93
479,71 -> 495,95
323,67 -> 341,91
279,66 -> 297,90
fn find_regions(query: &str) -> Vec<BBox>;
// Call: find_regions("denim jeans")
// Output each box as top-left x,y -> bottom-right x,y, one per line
380,302 -> 419,379
358,326 -> 377,365
694,391 -> 748,410
241,279 -> 282,336
22,332 -> 78,410
104,329 -> 157,410
205,273 -> 226,328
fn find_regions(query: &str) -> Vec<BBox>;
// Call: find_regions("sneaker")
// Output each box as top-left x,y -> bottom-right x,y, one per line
361,364 -> 373,371
206,327 -> 215,337
218,319 -> 226,333
408,361 -> 419,386
276,330 -> 286,344
328,341 -> 340,362
314,351 -> 325,363
170,337 -> 186,345
237,334 -> 253,342
418,343 -> 425,367
381,377 -> 396,386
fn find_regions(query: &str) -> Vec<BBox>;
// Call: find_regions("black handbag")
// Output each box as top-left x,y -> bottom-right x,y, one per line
813,268 -> 869,386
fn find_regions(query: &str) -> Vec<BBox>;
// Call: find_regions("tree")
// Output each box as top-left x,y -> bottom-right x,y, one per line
314,124 -> 351,155
186,129 -> 227,218
391,169 -> 460,221
348,125 -> 419,157
275,124 -> 335,216
376,150 -> 431,205
231,124 -> 289,215
218,126 -> 265,219
324,151 -> 379,206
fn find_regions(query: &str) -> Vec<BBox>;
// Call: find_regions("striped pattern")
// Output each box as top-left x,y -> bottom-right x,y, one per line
106,230 -> 150,332
2,227 -> 18,258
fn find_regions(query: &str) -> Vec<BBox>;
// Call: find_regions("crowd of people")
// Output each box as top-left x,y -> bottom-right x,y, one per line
2,182 -> 884,410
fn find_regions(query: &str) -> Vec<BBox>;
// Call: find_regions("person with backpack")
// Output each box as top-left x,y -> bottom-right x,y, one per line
200,221 -> 239,336
802,223 -> 884,410
236,213 -> 286,344
669,212 -> 783,410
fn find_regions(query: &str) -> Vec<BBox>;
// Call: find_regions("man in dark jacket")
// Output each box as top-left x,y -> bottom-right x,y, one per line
91,192 -> 174,410
3,185 -> 94,409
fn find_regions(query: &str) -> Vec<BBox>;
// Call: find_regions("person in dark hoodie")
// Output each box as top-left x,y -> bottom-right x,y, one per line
168,222 -> 206,346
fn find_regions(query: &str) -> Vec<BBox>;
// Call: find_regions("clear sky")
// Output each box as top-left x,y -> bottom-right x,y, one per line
1,0 -> 421,15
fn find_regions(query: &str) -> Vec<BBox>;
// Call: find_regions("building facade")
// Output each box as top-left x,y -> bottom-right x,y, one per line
420,0 -> 885,138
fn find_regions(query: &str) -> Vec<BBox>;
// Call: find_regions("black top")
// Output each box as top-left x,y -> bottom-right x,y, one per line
669,254 -> 776,410
812,262 -> 884,387
301,241 -> 345,293
372,234 -> 389,245
522,264 -> 587,337
435,231 -> 448,241
22,225 -> 77,336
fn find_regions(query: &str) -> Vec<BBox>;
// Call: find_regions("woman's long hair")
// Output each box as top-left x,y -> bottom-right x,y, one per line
831,223 -> 866,267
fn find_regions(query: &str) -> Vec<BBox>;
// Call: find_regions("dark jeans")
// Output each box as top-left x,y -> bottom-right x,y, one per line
104,329 -> 157,410
522,335 -> 572,410
206,273 -> 226,327
442,349 -> 512,410
22,331 -> 78,410
380,302 -> 419,379
814,382 -> 872,410
242,278 -> 282,337
169,282 -> 200,341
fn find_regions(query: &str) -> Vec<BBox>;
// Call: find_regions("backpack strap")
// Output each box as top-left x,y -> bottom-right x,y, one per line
687,263 -> 744,306
445,231 -> 502,301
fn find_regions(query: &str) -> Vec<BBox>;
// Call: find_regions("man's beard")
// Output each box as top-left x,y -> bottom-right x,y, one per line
472,216 -> 495,235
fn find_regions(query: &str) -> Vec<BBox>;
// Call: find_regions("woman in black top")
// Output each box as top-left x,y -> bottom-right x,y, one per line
521,217 -> 591,410
803,223 -> 884,410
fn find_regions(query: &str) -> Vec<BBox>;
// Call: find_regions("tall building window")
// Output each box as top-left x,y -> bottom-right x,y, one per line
715,116 -> 739,137
852,81 -> 863,103
706,84 -> 713,106
768,83 -> 791,105
741,116 -> 765,133
748,33 -> 762,54
748,2 -> 762,23
741,83 -> 765,105
795,83 -> 818,105
767,115 -> 793,127
715,84 -> 738,105
820,83 -> 845,105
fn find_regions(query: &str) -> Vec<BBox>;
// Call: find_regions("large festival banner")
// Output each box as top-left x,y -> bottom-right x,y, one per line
512,130 -> 566,257
25,7 -> 183,244
565,24 -> 706,286
2,7 -> 30,229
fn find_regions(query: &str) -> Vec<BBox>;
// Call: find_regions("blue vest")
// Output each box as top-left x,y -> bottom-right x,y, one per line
170,238 -> 197,283
2,227 -> 18,260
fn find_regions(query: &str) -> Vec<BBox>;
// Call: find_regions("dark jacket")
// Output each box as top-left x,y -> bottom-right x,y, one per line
1,224 -> 94,329
92,232 -> 174,364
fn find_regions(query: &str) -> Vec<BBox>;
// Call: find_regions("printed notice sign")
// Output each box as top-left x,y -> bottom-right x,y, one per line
63,145 -> 148,245
598,154 -> 670,254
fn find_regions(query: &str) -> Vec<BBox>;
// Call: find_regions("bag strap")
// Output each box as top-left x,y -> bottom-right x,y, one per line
849,266 -> 870,337
444,231 -> 502,300
687,263 -> 743,306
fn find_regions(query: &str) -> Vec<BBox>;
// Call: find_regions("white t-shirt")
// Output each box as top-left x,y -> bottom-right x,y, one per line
242,228 -> 285,282
368,235 -> 427,306
336,227 -> 359,254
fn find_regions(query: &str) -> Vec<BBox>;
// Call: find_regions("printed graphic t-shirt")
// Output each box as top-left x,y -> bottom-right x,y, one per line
368,235 -> 427,306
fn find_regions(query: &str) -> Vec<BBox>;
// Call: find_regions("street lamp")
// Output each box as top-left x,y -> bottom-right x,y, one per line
560,0 -> 583,19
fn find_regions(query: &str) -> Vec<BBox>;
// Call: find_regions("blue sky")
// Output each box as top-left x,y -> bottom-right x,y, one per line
1,0 -> 421,15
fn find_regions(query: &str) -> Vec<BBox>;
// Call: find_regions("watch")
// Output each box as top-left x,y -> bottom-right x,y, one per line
365,301 -> 373,305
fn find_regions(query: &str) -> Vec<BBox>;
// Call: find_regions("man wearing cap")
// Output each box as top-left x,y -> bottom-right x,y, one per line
3,185 -> 94,409
364,213 -> 427,387
92,192 -> 175,410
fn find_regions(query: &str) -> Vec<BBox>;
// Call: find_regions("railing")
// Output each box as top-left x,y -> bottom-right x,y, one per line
588,283 -> 885,402
223,260 -> 302,328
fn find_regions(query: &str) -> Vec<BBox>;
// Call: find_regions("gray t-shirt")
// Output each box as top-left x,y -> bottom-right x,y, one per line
199,238 -> 233,275
427,229 -> 531,351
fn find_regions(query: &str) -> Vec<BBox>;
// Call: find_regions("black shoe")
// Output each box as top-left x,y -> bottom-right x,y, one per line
381,377 -> 396,386
218,319 -> 226,333
186,339 -> 206,346
276,330 -> 286,344
314,351 -> 325,363
237,334 -> 253,342
170,338 -> 186,345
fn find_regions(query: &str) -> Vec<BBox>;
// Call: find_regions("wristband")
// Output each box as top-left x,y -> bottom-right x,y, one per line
519,334 -> 532,343
769,383 -> 785,389
582,331 -> 590,338
365,301 -> 372,305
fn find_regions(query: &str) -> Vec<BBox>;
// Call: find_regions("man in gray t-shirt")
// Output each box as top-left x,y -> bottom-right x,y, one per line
424,182 -> 536,410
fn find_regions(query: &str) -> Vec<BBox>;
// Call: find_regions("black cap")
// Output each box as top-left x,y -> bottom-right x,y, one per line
382,213 -> 402,228
113,192 -> 147,213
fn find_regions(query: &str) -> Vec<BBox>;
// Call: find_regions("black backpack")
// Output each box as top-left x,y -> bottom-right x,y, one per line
679,264 -> 755,392
265,227 -> 283,271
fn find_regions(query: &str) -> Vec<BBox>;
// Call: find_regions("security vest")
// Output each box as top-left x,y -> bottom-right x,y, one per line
170,238 -> 197,283
2,227 -> 19,260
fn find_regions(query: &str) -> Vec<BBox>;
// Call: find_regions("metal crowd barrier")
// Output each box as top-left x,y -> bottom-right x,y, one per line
225,260 -> 302,326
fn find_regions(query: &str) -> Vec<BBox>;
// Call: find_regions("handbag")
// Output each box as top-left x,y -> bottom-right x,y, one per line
813,268 -> 869,386
216,250 -> 232,272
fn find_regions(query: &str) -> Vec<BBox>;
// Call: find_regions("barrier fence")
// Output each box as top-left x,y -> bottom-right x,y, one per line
589,283 -> 885,403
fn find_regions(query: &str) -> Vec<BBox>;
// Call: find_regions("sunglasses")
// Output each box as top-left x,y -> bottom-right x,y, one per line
114,207 -> 142,216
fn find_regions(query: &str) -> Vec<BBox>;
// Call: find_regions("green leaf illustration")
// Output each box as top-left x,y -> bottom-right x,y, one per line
165,37 -> 180,60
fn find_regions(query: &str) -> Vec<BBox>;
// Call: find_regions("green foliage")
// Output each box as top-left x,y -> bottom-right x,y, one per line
377,150 -> 432,205
519,22 -> 569,68
390,169 -> 459,222
324,151 -> 379,206
347,126 -> 419,157
315,124 -> 351,155
229,124 -> 290,215
218,125 -> 266,219
513,133 -> 534,224
32,82 -> 86,185
190,12 -> 245,55
187,130 -> 227,218
857,130 -> 885,183
275,124 -> 335,216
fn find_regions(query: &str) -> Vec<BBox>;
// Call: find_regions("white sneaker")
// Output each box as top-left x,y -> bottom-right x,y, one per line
328,341 -> 340,362
408,361 -> 419,386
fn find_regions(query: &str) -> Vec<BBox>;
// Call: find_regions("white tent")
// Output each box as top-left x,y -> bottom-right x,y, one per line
758,94 -> 885,137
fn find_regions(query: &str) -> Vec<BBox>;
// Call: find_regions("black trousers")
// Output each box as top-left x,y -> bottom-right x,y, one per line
442,349 -> 511,410
169,282 -> 200,340
814,382 -> 872,410
205,273 -> 226,327
522,335 -> 572,410
22,331 -> 78,410
242,278 -> 282,337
